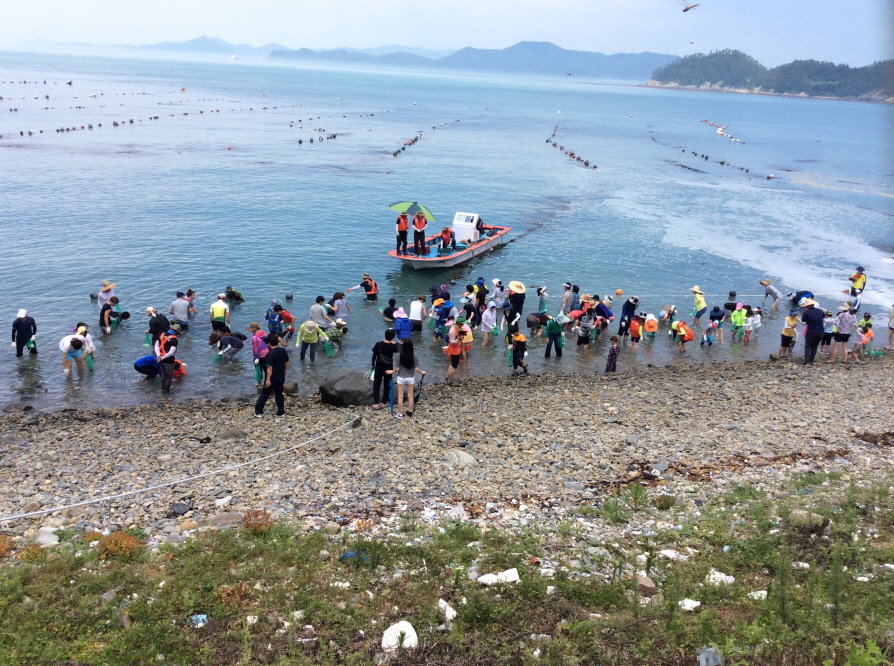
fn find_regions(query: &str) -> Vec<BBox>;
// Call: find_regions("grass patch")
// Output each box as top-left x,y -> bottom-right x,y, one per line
1,476 -> 892,664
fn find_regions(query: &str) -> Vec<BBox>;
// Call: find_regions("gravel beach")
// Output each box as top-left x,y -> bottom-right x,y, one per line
1,356 -> 892,546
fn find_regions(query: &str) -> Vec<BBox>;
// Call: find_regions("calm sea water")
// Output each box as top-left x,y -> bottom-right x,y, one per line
1,51 -> 892,409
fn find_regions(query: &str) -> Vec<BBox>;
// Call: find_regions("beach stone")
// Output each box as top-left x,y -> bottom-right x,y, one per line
563,481 -> 586,492
444,450 -> 477,467
319,369 -> 374,407
100,589 -> 117,604
282,382 -> 299,396
215,428 -> 247,441
35,526 -> 59,547
202,512 -> 243,530
322,521 -> 341,535
788,509 -> 830,534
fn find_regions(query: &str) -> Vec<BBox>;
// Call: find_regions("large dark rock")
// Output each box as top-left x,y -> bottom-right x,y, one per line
319,369 -> 373,407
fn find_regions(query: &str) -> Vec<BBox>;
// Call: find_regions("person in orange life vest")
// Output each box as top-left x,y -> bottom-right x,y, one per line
347,273 -> 378,301
395,212 -> 409,255
412,211 -> 428,255
155,328 -> 179,393
439,226 -> 456,251
672,320 -> 694,351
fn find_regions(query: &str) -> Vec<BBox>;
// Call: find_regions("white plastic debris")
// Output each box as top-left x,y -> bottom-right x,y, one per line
659,549 -> 689,561
329,581 -> 351,589
245,615 -> 258,626
705,569 -> 735,586
678,598 -> 702,611
438,599 -> 457,622
792,561 -> 810,570
381,620 -> 418,653
477,568 -> 520,586
546,586 -> 556,596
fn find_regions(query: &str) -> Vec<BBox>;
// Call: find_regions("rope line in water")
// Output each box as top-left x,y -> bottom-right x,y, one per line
0,416 -> 361,523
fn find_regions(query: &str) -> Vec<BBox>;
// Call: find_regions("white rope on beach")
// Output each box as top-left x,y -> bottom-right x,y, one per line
0,416 -> 362,523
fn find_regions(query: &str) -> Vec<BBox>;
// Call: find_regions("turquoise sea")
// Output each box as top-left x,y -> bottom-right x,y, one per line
1,51 -> 892,408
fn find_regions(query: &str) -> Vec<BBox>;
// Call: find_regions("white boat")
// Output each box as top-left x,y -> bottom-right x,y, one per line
388,212 -> 510,270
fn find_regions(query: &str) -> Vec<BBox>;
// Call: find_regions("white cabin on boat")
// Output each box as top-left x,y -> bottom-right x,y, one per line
451,212 -> 481,245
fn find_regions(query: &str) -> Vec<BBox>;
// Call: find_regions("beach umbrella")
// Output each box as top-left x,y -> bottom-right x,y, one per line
388,201 -> 436,222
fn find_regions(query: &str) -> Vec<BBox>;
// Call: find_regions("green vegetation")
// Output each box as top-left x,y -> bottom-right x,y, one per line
652,49 -> 894,98
0,476 -> 893,664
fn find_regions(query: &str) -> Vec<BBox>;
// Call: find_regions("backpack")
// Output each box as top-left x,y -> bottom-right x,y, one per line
264,309 -> 283,334
394,317 -> 413,339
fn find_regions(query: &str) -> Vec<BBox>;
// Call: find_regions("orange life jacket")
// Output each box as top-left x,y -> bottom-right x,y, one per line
367,279 -> 378,296
440,229 -> 452,243
679,324 -> 694,342
396,215 -> 409,231
412,215 -> 427,231
158,332 -> 176,358
630,319 -> 641,336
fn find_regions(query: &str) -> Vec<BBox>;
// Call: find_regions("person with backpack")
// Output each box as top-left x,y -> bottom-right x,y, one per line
393,308 -> 413,342
265,300 -> 284,335
255,333 -> 289,417
371,329 -> 399,409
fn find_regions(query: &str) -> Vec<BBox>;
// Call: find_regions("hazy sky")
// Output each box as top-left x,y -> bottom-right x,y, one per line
3,0 -> 892,66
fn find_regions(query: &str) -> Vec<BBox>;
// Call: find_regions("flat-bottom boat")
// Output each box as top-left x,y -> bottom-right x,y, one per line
388,212 -> 510,270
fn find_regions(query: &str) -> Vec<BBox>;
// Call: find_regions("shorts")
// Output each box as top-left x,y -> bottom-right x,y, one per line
780,334 -> 794,348
630,336 -> 641,343
694,307 -> 707,320
821,332 -> 834,345
211,319 -> 228,332
65,349 -> 83,360
411,320 -> 422,331
395,376 -> 415,386
449,354 -> 461,368
834,332 -> 850,343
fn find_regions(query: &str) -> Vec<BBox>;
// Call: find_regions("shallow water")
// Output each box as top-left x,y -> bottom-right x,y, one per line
1,51 -> 891,408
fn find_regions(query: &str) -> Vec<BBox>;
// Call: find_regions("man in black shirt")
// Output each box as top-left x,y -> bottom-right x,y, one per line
11,309 -> 37,356
146,307 -> 171,344
800,298 -> 825,365
255,333 -> 289,417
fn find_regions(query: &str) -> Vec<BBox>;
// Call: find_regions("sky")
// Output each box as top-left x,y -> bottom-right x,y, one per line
2,0 -> 892,67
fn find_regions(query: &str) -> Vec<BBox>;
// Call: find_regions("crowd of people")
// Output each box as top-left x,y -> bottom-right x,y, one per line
10,266 -> 891,417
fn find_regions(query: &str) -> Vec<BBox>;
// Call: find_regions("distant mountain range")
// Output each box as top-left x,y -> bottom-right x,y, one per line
272,41 -> 678,80
101,36 -> 677,80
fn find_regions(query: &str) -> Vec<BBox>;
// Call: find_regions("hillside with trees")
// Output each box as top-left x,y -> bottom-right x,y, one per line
650,49 -> 894,100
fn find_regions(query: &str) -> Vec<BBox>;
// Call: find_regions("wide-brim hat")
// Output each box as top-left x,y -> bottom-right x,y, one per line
508,281 -> 526,294
433,298 -> 445,307
171,323 -> 183,333
100,280 -> 116,291
759,279 -> 770,286
247,322 -> 261,331
838,303 -> 852,311
801,298 -> 816,307
363,273 -> 371,279
581,294 -> 591,303
492,278 -> 502,287
303,321 -> 318,331
145,306 -> 156,315
335,318 -> 346,325
512,332 -> 526,342
393,307 -> 408,318
690,285 -> 703,294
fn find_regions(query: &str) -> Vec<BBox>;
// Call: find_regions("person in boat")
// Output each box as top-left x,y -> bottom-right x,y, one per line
412,211 -> 428,255
439,226 -> 456,251
347,273 -> 378,301
475,216 -> 486,237
395,212 -> 409,255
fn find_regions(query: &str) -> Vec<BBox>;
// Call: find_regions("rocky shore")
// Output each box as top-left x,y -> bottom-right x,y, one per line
1,356 -> 892,548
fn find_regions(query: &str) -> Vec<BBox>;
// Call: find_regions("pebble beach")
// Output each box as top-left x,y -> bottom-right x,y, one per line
2,354 -> 892,548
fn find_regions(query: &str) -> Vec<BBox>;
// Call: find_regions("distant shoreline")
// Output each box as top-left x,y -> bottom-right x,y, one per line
638,80 -> 894,105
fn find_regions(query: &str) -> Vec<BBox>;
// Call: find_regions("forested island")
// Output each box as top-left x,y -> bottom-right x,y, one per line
647,49 -> 894,102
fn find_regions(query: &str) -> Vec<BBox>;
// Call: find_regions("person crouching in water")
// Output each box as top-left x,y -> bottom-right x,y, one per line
511,331 -> 528,375
209,330 -> 246,361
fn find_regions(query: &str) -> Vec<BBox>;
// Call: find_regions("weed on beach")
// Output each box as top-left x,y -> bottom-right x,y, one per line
0,477 -> 892,665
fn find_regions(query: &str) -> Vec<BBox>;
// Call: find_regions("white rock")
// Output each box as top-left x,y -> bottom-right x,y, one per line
329,581 -> 350,589
747,590 -> 767,601
291,610 -> 305,620
678,598 -> 701,611
476,573 -> 499,586
245,615 -> 258,625
658,548 -> 688,561
539,567 -> 555,578
497,568 -> 520,584
438,599 -> 457,622
444,449 -> 477,466
546,586 -> 556,596
792,561 -> 810,570
705,569 -> 735,586
214,495 -> 233,508
855,575 -> 871,582
35,526 -> 59,547
381,620 -> 418,653
882,563 -> 894,571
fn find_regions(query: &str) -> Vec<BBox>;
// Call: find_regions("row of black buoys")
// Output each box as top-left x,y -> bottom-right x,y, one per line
549,141 -> 598,169
392,134 -> 422,157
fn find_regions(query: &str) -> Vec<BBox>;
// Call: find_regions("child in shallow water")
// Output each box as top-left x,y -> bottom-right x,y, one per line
605,335 -> 620,373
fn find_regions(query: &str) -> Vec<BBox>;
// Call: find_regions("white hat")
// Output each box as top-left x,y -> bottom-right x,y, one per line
218,293 -> 227,299
335,318 -> 346,325
17,309 -> 27,318
487,301 -> 496,308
